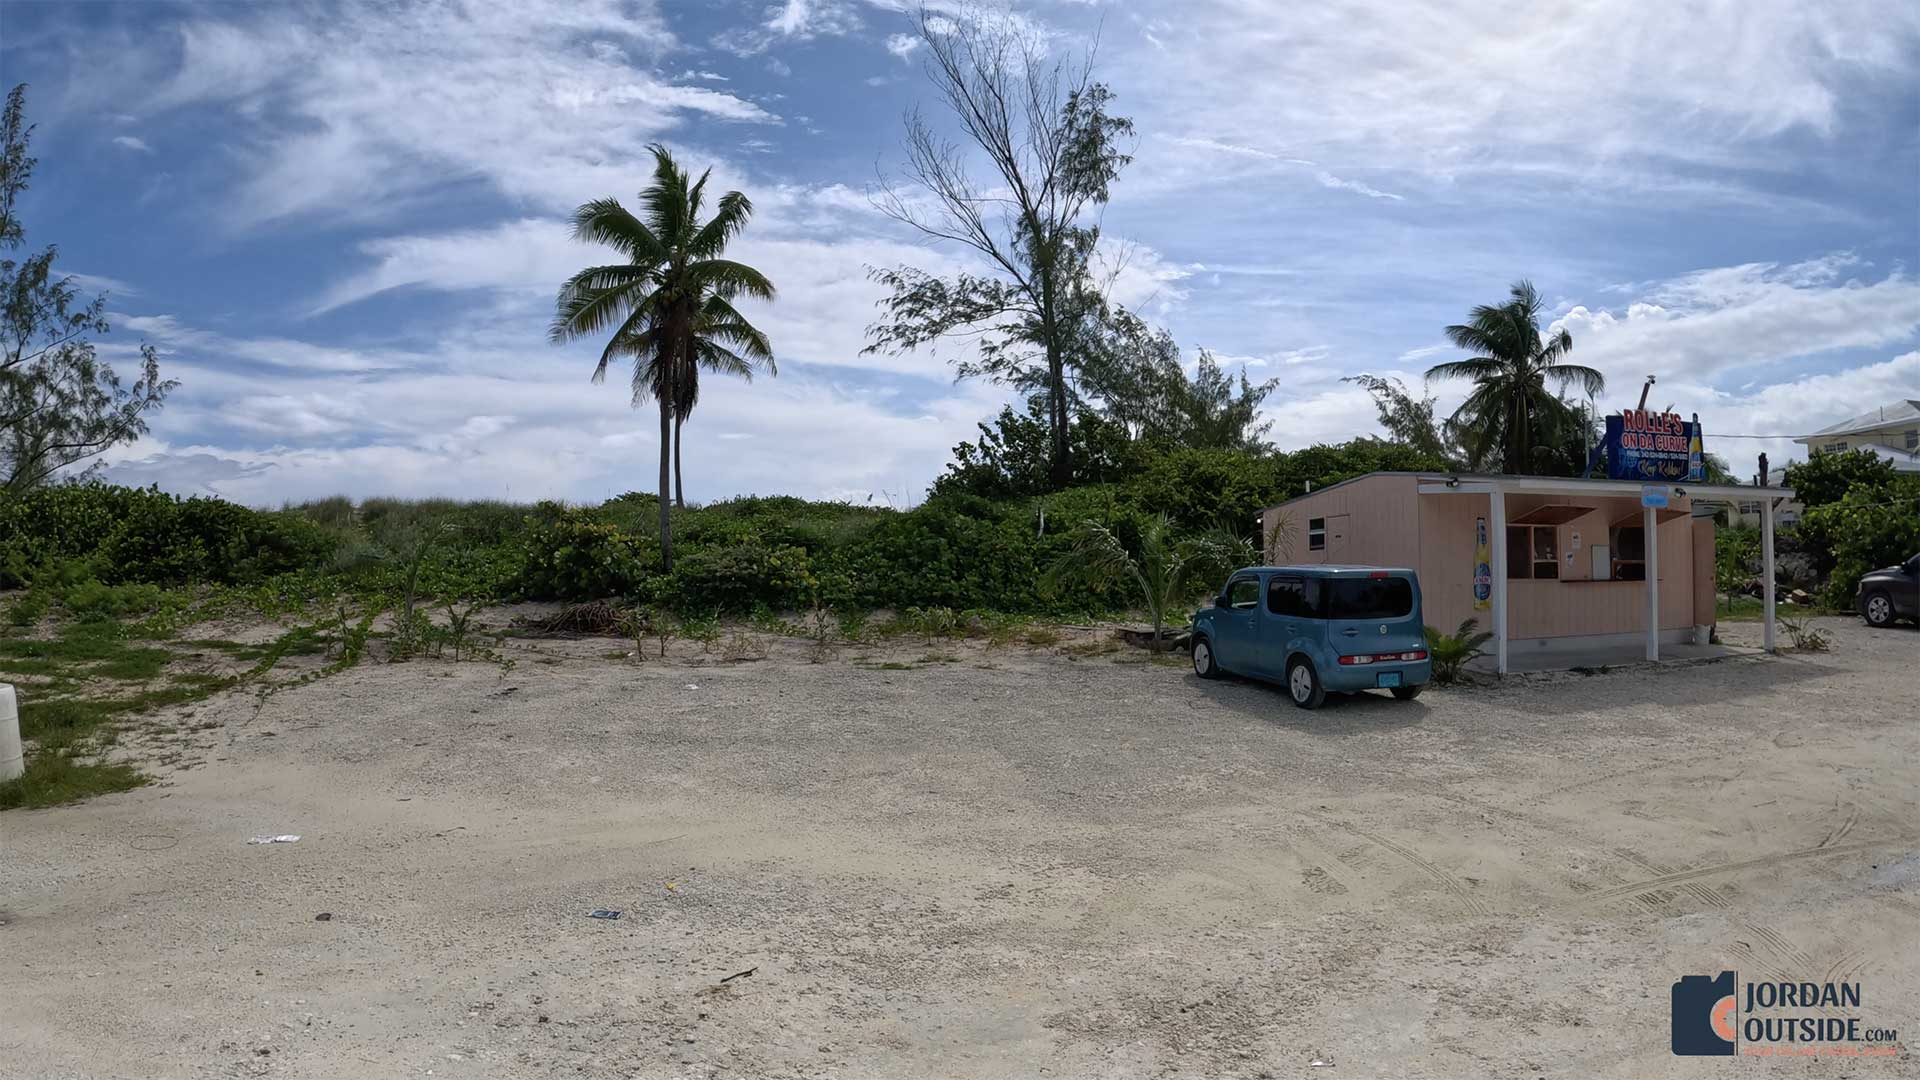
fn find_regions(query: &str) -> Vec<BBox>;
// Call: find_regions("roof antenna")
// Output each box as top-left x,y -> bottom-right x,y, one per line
1635,375 -> 1656,411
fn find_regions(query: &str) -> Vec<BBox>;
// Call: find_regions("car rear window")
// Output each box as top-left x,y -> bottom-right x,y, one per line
1324,576 -> 1413,620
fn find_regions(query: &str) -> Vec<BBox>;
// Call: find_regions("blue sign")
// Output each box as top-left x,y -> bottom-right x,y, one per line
1641,487 -> 1669,509
1604,409 -> 1705,483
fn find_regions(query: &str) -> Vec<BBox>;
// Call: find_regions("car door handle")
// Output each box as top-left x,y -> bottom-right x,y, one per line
1340,628 -> 1360,637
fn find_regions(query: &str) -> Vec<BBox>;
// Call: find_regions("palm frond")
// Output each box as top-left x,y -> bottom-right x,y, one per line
568,198 -> 665,264
687,258 -> 777,302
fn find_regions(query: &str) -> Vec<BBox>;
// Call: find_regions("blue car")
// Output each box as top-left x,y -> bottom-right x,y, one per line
1189,565 -> 1432,709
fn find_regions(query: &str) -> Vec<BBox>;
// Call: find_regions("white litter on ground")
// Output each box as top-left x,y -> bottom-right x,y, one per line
248,835 -> 301,844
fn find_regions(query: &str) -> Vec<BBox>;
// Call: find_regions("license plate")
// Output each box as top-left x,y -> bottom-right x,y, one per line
1376,671 -> 1402,688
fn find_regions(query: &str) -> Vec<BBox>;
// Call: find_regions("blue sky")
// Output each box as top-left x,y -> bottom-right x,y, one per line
3,0 -> 1917,506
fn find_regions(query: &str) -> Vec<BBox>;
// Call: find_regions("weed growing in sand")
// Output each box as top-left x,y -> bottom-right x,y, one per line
681,610 -> 722,652
721,628 -> 766,661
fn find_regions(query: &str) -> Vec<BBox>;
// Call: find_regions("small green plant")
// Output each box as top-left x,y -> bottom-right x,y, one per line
1776,612 -> 1832,652
680,609 -> 722,651
1423,618 -> 1493,685
649,605 -> 679,658
835,608 -> 871,643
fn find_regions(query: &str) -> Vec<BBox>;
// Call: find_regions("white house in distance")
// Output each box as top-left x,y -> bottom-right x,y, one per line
1729,399 -> 1919,530
1794,399 -> 1920,472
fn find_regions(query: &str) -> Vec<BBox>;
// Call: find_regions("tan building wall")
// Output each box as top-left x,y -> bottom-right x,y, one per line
1262,476 -> 1710,644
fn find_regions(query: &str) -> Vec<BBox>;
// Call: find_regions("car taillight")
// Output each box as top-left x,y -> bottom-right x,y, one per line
1340,650 -> 1427,665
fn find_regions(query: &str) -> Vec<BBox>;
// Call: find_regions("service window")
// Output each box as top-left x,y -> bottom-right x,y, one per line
1506,525 -> 1558,579
1324,576 -> 1414,620
1308,517 -> 1326,551
1225,577 -> 1261,609
1610,525 -> 1646,580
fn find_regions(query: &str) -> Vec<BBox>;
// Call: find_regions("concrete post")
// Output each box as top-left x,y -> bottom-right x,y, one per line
1762,498 -> 1777,653
1490,486 -> 1508,675
0,684 -> 21,782
1645,504 -> 1660,662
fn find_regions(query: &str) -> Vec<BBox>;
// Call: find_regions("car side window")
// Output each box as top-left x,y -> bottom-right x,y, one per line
1267,576 -> 1306,616
1226,577 -> 1260,609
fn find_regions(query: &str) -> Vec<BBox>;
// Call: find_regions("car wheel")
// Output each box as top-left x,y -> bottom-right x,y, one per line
1863,591 -> 1895,627
1390,685 -> 1423,701
1192,636 -> 1221,679
1286,657 -> 1326,710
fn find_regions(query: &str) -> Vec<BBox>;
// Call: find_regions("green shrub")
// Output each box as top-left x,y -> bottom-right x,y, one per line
0,484 -> 336,587
1424,618 -> 1493,685
662,541 -> 815,612
514,504 -> 657,600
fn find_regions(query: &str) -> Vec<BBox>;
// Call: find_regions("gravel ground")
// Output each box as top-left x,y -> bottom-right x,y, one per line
3,616 -> 1915,1079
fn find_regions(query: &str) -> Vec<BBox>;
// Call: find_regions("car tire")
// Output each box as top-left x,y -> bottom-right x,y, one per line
1286,656 -> 1326,710
1192,635 -> 1222,679
1390,685 -> 1423,701
1863,591 -> 1895,628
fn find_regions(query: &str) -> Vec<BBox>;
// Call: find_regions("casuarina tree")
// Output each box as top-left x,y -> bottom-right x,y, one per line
0,84 -> 173,491
866,4 -> 1134,489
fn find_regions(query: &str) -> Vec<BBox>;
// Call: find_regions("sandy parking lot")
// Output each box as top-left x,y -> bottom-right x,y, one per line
3,616 -> 1915,1079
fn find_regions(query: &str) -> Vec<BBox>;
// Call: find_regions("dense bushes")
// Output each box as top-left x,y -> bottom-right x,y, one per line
0,484 -> 335,587
0,439 -> 1455,618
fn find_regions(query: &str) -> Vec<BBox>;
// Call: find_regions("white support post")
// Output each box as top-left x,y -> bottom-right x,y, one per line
1645,504 -> 1660,662
1762,498 -> 1777,653
1490,486 -> 1508,675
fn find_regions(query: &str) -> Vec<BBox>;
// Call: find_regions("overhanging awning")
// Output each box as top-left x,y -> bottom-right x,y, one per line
1508,504 -> 1593,526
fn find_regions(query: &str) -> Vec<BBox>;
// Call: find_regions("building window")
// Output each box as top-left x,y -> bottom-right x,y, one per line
1738,501 -> 1761,515
1505,525 -> 1558,580
1906,430 -> 1918,450
1610,525 -> 1646,581
1824,441 -> 1848,454
1308,517 -> 1325,551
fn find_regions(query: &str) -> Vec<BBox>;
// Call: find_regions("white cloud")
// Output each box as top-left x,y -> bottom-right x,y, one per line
1123,0 -> 1920,197
110,134 -> 152,153
1314,170 -> 1401,201
1548,255 -> 1920,383
885,32 -> 921,60
79,1 -> 773,225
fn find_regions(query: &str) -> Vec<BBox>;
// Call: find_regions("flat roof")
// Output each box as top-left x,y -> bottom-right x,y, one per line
1233,564 -> 1415,575
1264,471 -> 1795,511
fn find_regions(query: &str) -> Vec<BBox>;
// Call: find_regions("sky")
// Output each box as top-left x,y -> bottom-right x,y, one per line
2,0 -> 1917,507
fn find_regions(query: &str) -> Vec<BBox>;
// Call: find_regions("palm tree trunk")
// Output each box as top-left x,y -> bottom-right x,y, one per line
658,396 -> 673,573
673,412 -> 685,508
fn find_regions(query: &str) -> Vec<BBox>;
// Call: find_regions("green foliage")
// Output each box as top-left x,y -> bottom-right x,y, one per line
665,540 -> 814,613
932,400 -> 1148,500
1715,526 -> 1761,610
0,483 -> 335,587
1424,618 -> 1493,685
1045,514 -> 1253,646
0,753 -> 146,810
514,503 -> 657,600
1783,449 -> 1896,510
1799,473 -> 1920,606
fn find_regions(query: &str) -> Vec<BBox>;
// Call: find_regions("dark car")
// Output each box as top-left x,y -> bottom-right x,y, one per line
1856,553 -> 1920,627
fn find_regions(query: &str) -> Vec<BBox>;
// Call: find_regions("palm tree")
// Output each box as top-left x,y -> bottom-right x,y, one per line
668,299 -> 773,508
551,145 -> 775,569
1425,280 -> 1605,475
